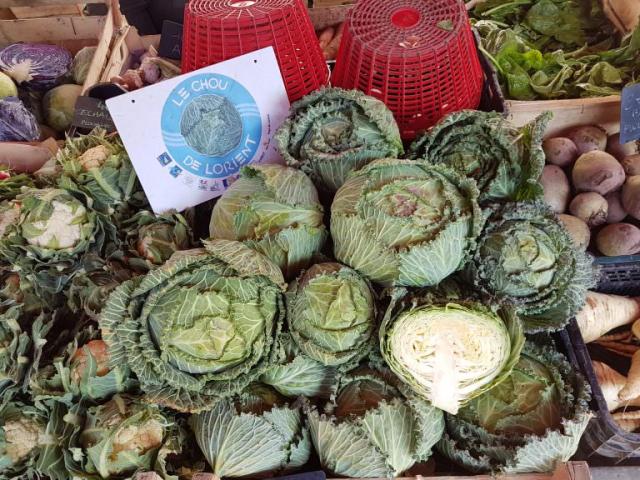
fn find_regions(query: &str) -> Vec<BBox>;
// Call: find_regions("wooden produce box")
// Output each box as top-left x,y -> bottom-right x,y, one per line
0,0 -> 124,92
499,0 -> 634,134
100,26 -> 160,82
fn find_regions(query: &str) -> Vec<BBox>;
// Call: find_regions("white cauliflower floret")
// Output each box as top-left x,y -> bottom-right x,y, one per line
27,200 -> 85,249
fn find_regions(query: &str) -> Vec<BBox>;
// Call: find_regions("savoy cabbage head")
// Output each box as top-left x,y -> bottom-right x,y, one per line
305,361 -> 444,478
469,201 -> 597,333
380,289 -> 524,415
287,262 -> 376,368
438,341 -> 592,474
190,384 -> 311,478
331,159 -> 484,287
409,110 -> 550,205
276,88 -> 404,194
100,240 -> 286,413
210,164 -> 327,280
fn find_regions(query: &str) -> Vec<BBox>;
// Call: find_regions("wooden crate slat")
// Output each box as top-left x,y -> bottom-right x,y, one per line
0,15 -> 105,44
0,0 -> 105,7
9,4 -> 83,19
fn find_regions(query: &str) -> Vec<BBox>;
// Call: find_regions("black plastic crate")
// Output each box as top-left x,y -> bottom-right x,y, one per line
595,256 -> 640,296
566,286 -> 640,466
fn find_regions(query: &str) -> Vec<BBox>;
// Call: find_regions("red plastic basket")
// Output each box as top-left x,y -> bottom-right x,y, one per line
332,0 -> 484,140
182,0 -> 329,102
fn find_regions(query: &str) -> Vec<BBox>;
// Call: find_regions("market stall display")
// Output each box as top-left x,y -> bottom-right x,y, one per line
5,0 -> 640,477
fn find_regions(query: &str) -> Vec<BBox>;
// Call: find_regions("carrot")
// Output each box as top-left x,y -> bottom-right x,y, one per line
576,292 -> 640,343
324,22 -> 344,61
620,350 -> 640,401
318,26 -> 335,50
593,361 -> 640,411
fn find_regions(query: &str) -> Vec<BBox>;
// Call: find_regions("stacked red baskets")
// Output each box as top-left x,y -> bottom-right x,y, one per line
182,0 -> 329,102
332,0 -> 484,140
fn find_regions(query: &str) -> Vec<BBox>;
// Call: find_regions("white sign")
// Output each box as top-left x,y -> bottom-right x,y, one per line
107,47 -> 290,214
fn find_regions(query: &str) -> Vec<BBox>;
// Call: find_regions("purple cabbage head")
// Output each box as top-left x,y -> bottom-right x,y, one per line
0,43 -> 72,90
0,96 -> 40,142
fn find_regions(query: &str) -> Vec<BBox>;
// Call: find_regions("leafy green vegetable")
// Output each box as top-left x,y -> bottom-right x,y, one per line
331,159 -> 483,287
409,110 -> 549,204
304,362 -> 444,478
438,341 -> 592,473
0,168 -> 34,202
473,2 -> 640,101
56,130 -> 148,222
73,395 -> 169,478
100,240 -> 286,413
261,333 -> 337,398
380,289 -> 525,414
287,262 -> 375,367
116,210 -> 193,272
190,384 -> 311,478
210,164 -> 327,280
469,201 -> 597,333
0,188 -> 116,295
29,325 -> 136,403
276,88 -> 404,194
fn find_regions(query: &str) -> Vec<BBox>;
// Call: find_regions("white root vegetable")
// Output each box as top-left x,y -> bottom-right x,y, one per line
622,175 -> 640,221
605,191 -> 628,223
543,137 -> 579,167
569,192 -> 608,227
572,151 -> 626,196
593,361 -> 640,411
541,165 -> 570,213
597,223 -> 640,256
620,350 -> 640,401
558,214 -> 590,250
611,411 -> 640,432
576,292 -> 640,343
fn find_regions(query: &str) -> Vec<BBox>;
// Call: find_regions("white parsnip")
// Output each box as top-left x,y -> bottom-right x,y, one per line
594,361 -> 640,411
620,351 -> 640,401
576,292 -> 640,343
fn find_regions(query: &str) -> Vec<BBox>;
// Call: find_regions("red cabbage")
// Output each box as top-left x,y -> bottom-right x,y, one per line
0,43 -> 72,90
0,96 -> 40,142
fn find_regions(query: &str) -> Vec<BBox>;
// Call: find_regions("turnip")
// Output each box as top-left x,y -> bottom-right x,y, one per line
558,214 -> 591,250
543,137 -> 579,167
540,165 -> 570,213
572,150 -> 626,195
622,175 -> 640,220
569,192 -> 608,227
605,191 -> 628,223
567,125 -> 608,154
596,223 -> 640,256
622,154 -> 640,176
607,133 -> 638,161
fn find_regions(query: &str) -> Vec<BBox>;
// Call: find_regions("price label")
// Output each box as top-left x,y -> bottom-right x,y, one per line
159,20 -> 183,60
620,83 -> 640,144
72,96 -> 116,132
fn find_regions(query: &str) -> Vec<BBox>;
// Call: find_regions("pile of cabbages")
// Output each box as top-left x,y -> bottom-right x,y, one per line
0,42 -> 98,141
0,88 -> 598,480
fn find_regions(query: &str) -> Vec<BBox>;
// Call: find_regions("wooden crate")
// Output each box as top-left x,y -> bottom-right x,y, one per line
0,0 -> 124,92
505,95 -> 622,136
100,26 -> 160,82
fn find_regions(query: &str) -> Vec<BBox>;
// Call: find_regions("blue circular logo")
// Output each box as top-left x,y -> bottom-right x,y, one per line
161,73 -> 262,180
